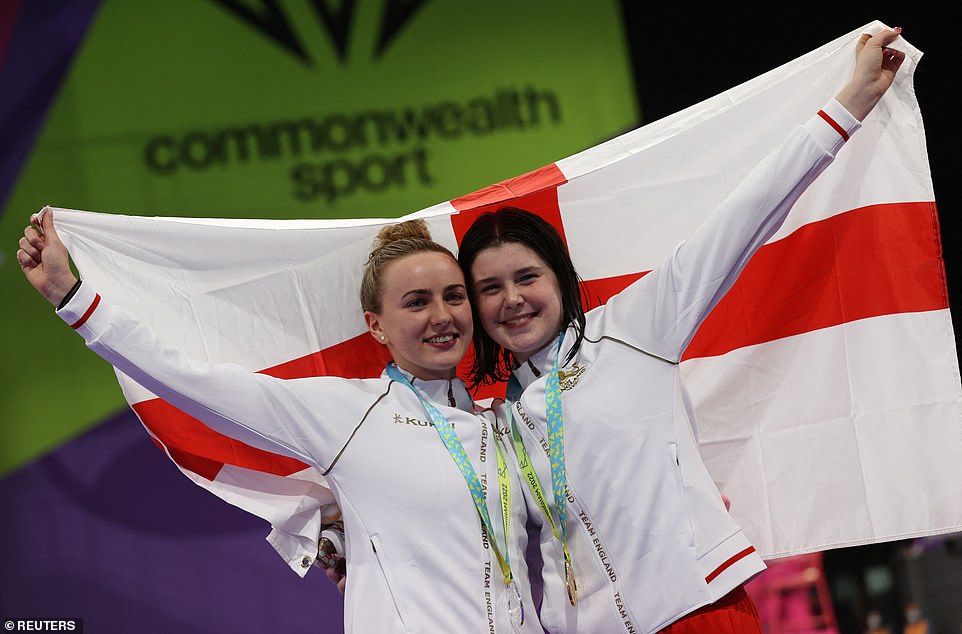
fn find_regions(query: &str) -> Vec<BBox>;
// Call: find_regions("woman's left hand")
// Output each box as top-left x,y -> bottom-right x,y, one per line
836,26 -> 906,121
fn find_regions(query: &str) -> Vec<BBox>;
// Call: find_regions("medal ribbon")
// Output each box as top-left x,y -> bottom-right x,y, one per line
505,406 -> 574,569
506,335 -> 577,603
386,363 -> 515,587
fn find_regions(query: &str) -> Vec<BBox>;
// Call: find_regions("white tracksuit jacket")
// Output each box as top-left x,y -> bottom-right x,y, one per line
503,100 -> 860,633
56,282 -> 543,634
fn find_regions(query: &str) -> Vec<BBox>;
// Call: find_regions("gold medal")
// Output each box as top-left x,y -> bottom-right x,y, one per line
565,560 -> 578,606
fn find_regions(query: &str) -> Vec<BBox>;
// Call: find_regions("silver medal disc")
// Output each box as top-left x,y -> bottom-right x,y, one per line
507,580 -> 525,627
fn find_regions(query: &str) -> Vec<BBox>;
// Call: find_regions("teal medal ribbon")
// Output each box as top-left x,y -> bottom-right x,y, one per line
506,335 -> 578,605
386,363 -> 524,626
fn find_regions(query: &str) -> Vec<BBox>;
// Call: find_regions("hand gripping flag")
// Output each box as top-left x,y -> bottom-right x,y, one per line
49,21 -> 962,571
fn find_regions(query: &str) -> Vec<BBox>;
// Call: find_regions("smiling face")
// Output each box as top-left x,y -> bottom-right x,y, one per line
365,251 -> 473,381
470,241 -> 564,363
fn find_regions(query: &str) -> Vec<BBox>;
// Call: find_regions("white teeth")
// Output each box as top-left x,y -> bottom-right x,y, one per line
504,314 -> 532,326
426,334 -> 455,344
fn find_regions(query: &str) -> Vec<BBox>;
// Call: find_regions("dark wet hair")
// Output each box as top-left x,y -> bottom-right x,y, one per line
457,207 -> 586,388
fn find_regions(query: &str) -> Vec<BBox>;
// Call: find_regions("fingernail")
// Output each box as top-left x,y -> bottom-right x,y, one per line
894,26 -> 902,33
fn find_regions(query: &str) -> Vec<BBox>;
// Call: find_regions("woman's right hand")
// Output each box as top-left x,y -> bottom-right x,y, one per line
17,208 -> 79,307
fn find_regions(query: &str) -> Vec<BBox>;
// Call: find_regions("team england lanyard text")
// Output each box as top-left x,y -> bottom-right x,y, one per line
386,363 -> 524,626
506,335 -> 578,605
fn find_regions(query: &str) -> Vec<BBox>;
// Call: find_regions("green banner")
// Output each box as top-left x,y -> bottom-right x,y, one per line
0,0 -> 638,474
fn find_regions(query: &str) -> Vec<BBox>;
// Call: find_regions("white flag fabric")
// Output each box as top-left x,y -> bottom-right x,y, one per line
50,21 -> 962,572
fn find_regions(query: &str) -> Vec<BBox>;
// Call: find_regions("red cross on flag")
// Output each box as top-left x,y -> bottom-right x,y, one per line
49,21 -> 962,573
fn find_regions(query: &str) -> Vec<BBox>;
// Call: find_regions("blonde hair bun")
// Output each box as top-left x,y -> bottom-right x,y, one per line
372,219 -> 432,248
361,219 -> 453,313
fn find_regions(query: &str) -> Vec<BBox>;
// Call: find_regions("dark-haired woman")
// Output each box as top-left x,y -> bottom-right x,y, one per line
457,28 -> 904,634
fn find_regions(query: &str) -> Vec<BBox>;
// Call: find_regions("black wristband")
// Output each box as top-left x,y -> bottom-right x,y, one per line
58,279 -> 83,310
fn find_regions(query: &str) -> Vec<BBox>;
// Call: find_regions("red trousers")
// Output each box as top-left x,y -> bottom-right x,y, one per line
659,586 -> 762,634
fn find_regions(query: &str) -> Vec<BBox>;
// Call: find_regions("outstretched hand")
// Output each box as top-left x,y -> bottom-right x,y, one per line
835,26 -> 905,121
17,208 -> 79,307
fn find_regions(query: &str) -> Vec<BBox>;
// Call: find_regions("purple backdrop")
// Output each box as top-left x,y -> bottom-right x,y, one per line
0,409 -> 344,632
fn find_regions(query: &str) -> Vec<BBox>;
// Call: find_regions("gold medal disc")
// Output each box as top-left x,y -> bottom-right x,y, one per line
565,560 -> 578,606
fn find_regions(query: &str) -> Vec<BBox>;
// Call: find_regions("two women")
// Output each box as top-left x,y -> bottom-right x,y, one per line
20,24 -> 903,634
18,215 -> 541,632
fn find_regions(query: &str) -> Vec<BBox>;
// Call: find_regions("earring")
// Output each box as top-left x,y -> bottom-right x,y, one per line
379,335 -> 386,342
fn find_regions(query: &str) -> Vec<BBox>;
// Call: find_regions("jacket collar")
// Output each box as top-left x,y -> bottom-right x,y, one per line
385,366 -> 474,412
511,339 -> 559,392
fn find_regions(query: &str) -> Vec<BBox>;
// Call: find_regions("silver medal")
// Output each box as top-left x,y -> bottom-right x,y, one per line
507,580 -> 525,627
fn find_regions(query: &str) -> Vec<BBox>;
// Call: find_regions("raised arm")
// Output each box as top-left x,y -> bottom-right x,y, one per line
17,209 -> 378,469
594,27 -> 905,361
